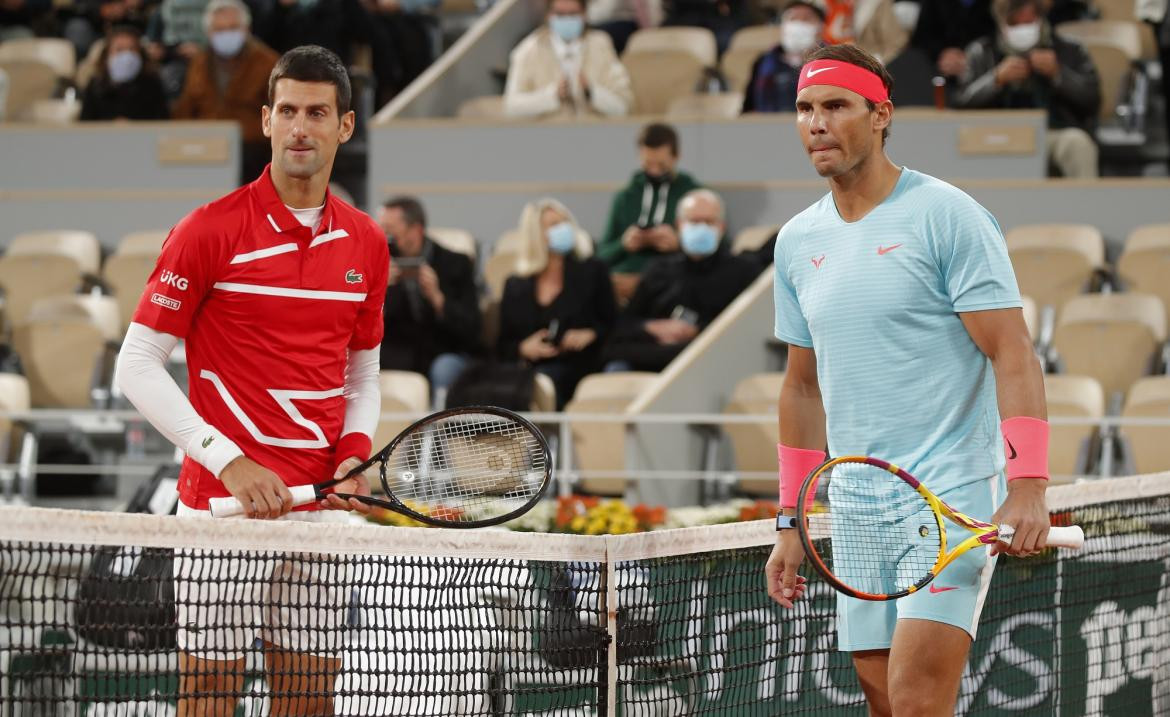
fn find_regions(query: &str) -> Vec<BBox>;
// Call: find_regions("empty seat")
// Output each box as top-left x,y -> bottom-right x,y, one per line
7,230 -> 101,275
531,372 -> 556,413
29,97 -> 79,124
1052,293 -> 1166,398
666,92 -> 743,119
1079,0 -> 1159,57
456,95 -> 507,120
565,372 -> 657,496
1005,224 -> 1104,313
1077,41 -> 1138,120
720,25 -> 779,93
429,227 -> 477,260
624,27 -> 717,66
0,59 -> 57,121
369,370 -> 430,457
1044,374 -> 1104,479
483,252 -> 516,300
1117,224 -> 1170,316
117,232 -> 169,256
722,372 -> 784,496
622,28 -> 716,115
0,38 -> 76,80
13,295 -> 120,408
1121,376 -> 1170,474
731,225 -> 778,256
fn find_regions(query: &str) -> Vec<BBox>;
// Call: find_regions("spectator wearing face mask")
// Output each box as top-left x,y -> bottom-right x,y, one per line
954,0 -> 1099,178
742,0 -> 824,114
497,199 -> 618,409
504,0 -> 634,119
602,189 -> 759,373
81,25 -> 169,121
597,122 -> 703,303
172,0 -> 279,182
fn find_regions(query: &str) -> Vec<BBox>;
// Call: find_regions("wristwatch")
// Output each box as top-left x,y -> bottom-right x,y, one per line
776,514 -> 800,531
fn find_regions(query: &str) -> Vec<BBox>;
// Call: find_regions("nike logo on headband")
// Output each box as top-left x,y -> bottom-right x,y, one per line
806,67 -> 835,78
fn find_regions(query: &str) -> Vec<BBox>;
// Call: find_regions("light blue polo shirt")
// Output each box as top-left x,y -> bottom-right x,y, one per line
773,168 -> 1022,492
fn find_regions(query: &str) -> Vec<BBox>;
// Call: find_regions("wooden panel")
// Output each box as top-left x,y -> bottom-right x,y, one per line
156,136 -> 231,165
957,125 -> 1037,156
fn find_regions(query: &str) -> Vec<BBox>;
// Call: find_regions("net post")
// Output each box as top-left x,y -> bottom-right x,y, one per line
603,537 -> 618,716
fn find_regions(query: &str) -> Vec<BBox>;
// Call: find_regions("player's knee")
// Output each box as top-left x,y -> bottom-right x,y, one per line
888,682 -> 957,717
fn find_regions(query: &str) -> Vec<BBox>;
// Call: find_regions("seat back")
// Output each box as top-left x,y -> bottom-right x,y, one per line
118,232 -> 169,256
666,92 -> 743,119
1053,293 -> 1166,398
8,230 -> 101,275
483,252 -> 516,300
13,296 -> 118,408
622,52 -> 708,115
1044,374 -> 1104,478
1122,376 -> 1170,473
624,27 -> 717,65
0,38 -> 75,80
0,60 -> 58,121
723,372 -> 784,496
1117,224 -> 1170,316
1078,42 -> 1133,120
103,254 -> 158,332
1020,295 -> 1038,340
565,372 -> 657,496
370,371 -> 431,457
429,227 -> 477,260
0,255 -> 85,328
456,95 -> 507,119
731,225 -> 778,256
1005,224 -> 1103,313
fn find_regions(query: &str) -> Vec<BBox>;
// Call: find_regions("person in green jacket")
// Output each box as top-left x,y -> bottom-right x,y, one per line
598,122 -> 703,302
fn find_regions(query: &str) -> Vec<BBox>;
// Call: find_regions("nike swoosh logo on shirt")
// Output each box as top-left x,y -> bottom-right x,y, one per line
877,244 -> 903,255
929,584 -> 958,594
806,67 -> 834,78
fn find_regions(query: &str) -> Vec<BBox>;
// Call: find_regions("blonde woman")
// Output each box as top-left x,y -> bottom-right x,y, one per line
498,199 -> 617,408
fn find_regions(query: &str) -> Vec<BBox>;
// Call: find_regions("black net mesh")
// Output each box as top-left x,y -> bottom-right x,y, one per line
1,485 -> 1168,716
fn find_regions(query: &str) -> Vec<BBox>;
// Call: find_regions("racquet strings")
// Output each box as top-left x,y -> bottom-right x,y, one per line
809,459 -> 942,596
377,412 -> 548,522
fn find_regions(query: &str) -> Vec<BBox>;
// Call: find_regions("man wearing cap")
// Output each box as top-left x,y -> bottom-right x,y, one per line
763,44 -> 1052,715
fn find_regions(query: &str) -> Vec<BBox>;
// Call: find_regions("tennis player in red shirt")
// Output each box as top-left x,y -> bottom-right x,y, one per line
115,45 -> 387,716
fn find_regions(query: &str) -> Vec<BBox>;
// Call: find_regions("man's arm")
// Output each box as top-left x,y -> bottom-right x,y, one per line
959,307 -> 1051,556
321,346 -> 380,513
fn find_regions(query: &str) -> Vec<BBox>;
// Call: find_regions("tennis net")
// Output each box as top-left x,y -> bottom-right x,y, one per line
0,473 -> 1167,715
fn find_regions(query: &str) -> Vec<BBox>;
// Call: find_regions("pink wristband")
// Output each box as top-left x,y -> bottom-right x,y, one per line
778,443 -> 827,509
1001,416 -> 1049,481
335,432 -> 373,466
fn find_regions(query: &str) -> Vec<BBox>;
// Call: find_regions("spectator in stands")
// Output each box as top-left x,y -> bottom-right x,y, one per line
597,122 -> 701,303
63,0 -> 153,59
172,0 -> 278,181
662,0 -> 751,56
504,0 -> 633,119
378,195 -> 482,405
742,0 -> 824,114
497,198 -> 617,409
587,0 -> 662,54
821,0 -> 907,63
253,0 -> 353,59
146,0 -> 210,98
80,25 -> 169,121
0,0 -> 49,42
908,0 -> 995,85
362,0 -> 439,104
602,189 -> 758,372
954,0 -> 1100,178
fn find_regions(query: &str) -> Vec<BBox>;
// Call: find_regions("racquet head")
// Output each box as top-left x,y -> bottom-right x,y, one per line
796,456 -> 946,601
346,405 -> 552,528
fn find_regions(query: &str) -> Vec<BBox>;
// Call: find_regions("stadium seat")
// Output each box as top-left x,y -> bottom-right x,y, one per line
1052,293 -> 1166,399
0,38 -> 75,80
0,59 -> 58,122
624,27 -> 716,66
1044,374 -> 1104,479
0,372 -> 30,464
456,95 -> 507,120
665,92 -> 743,119
1078,41 -> 1139,121
1021,295 -> 1038,340
1084,0 -> 1159,58
493,229 -> 523,257
722,372 -> 784,496
1056,20 -> 1145,60
1121,376 -> 1170,474
720,25 -> 779,93
622,28 -> 716,115
531,372 -> 556,412
29,98 -> 79,124
1117,224 -> 1170,315
7,230 -> 101,275
0,260 -> 82,331
370,370 -> 430,459
482,251 -> 516,300
565,371 -> 657,496
429,227 -> 477,260
117,231 -> 168,256
731,225 -> 778,256
1005,224 -> 1104,314
13,295 -> 120,408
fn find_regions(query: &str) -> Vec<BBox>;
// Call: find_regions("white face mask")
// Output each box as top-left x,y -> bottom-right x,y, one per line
209,28 -> 247,57
107,49 -> 142,84
780,20 -> 820,55
1003,22 -> 1041,52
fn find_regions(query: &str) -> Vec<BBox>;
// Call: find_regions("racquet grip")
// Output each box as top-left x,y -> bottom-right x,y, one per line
1046,525 -> 1084,550
208,484 -> 320,518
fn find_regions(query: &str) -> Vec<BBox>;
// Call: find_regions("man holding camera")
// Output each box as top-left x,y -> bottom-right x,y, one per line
378,195 -> 481,404
953,0 -> 1100,178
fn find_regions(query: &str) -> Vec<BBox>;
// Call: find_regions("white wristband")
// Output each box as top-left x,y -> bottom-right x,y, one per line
185,427 -> 245,479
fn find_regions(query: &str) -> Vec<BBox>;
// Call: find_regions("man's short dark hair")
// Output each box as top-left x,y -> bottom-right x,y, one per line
383,196 -> 427,229
803,44 -> 894,143
268,45 -> 351,115
781,0 -> 825,22
638,122 -> 680,156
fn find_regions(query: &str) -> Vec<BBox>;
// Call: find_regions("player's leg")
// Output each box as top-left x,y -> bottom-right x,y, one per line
886,618 -> 971,716
851,650 -> 892,717
265,646 -> 343,716
177,653 -> 246,717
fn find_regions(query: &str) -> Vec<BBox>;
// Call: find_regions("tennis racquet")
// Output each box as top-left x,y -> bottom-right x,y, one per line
209,406 -> 552,527
795,455 -> 1084,601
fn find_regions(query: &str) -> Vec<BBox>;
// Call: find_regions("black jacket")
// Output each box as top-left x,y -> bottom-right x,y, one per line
954,31 -> 1100,132
909,0 -> 996,63
380,238 -> 481,373
604,247 -> 760,371
80,73 -> 169,121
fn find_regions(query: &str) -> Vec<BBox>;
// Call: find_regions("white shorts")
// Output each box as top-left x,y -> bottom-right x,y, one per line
174,504 -> 352,661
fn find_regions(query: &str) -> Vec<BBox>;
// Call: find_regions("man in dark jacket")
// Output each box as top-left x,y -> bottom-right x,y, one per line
953,0 -> 1100,177
603,189 -> 760,372
378,196 -> 481,404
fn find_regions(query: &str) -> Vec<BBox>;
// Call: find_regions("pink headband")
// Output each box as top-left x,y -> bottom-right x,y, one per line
796,59 -> 890,104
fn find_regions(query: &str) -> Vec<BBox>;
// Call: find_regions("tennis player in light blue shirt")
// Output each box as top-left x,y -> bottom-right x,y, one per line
763,44 -> 1054,716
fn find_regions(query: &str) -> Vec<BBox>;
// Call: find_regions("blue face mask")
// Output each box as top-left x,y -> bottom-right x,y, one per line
549,14 -> 584,42
209,29 -> 247,58
680,222 -> 720,257
107,50 -> 142,84
547,221 -> 577,255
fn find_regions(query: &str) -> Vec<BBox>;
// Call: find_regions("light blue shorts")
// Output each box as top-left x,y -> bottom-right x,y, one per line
836,476 -> 1004,652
